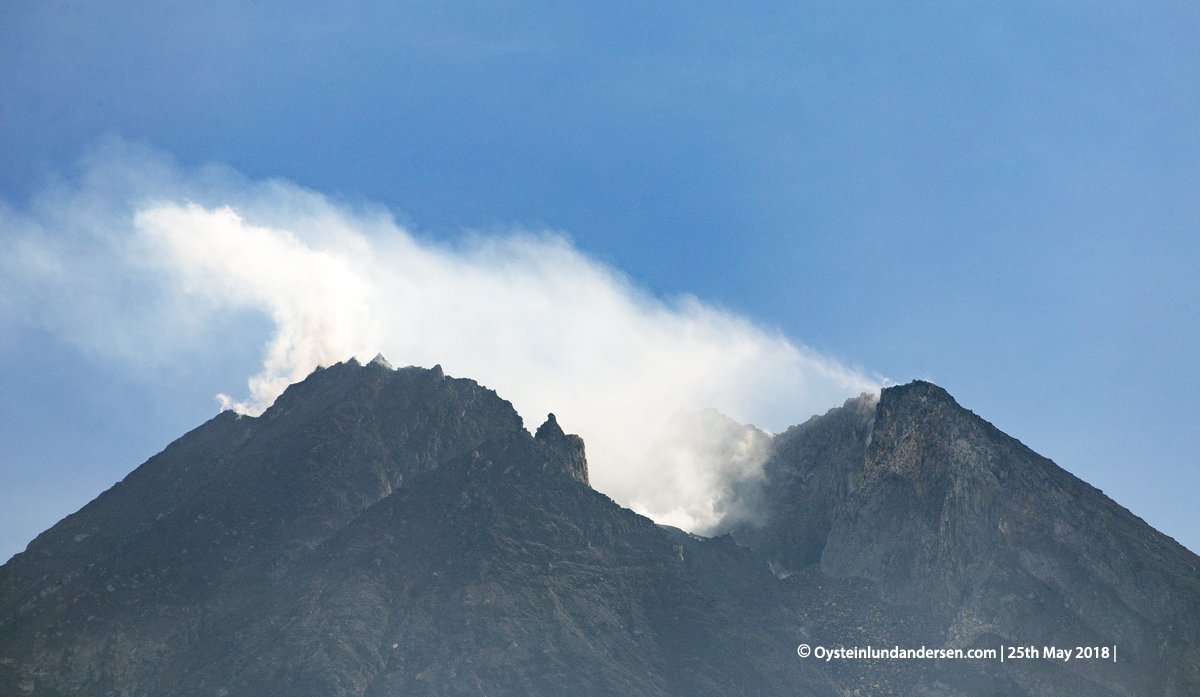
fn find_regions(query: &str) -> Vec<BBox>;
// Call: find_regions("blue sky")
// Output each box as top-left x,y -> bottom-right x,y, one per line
2,2 -> 1199,559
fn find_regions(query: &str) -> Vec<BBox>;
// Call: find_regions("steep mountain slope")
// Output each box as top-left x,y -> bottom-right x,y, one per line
0,360 -> 838,696
740,381 -> 1200,696
0,358 -> 525,696
831,382 -> 1200,694
728,392 -> 878,572
3,364 -> 1197,696
187,419 -> 835,696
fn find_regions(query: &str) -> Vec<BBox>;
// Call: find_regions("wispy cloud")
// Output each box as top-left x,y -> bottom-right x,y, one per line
634,408 -> 776,533
1,139 -> 883,530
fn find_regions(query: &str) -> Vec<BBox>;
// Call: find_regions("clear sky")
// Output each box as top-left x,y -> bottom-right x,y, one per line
2,2 -> 1198,560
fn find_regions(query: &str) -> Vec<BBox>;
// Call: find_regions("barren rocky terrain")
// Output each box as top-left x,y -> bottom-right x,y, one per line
2,359 -> 1196,695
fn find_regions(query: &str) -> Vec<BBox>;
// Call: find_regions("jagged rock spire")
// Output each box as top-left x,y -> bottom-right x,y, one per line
534,413 -> 589,485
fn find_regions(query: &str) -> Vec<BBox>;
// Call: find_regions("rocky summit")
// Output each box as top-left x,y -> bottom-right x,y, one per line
1,361 -> 1197,696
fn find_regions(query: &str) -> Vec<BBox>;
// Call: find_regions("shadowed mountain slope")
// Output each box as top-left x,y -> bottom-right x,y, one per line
737,381 -> 1200,696
728,392 -> 878,573
2,367 -> 1197,696
0,358 -> 525,696
201,426 -> 835,696
0,360 -> 838,696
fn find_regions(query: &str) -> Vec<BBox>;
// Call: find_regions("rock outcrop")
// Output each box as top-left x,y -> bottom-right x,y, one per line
0,360 -> 835,696
2,367 -> 1197,696
741,381 -> 1200,695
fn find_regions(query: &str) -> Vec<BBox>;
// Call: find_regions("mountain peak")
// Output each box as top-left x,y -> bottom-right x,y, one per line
879,379 -> 958,409
368,353 -> 393,369
4,370 -> 1198,696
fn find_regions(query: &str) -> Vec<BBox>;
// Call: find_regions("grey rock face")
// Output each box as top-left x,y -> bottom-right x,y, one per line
0,359 -> 525,696
3,370 -> 1197,697
241,430 -> 834,696
533,413 -> 589,486
0,361 -> 837,697
757,381 -> 1200,695
728,393 -> 877,572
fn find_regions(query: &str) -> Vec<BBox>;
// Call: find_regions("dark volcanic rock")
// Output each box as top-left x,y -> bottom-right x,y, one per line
728,393 -> 877,573
0,361 -> 837,697
747,381 -> 1200,696
3,369 -> 1197,697
0,359 -> 524,696
210,428 -> 835,696
824,381 -> 1200,695
533,413 -> 589,486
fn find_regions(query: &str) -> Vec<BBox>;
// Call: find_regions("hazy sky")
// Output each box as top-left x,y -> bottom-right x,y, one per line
2,2 -> 1198,560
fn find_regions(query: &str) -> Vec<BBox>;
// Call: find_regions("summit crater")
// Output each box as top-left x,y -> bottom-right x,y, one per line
1,363 -> 1196,696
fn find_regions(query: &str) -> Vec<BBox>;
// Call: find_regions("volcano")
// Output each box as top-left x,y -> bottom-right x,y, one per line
2,359 -> 1196,696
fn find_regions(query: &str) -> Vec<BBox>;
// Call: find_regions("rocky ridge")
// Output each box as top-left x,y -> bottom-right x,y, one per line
735,381 -> 1200,695
1,363 -> 1197,696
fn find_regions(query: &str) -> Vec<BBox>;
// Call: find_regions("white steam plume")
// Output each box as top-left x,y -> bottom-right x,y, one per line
635,408 -> 775,533
1,141 -> 883,531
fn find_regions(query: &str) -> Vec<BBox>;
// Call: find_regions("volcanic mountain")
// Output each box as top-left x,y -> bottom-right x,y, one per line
1,359 -> 1196,696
